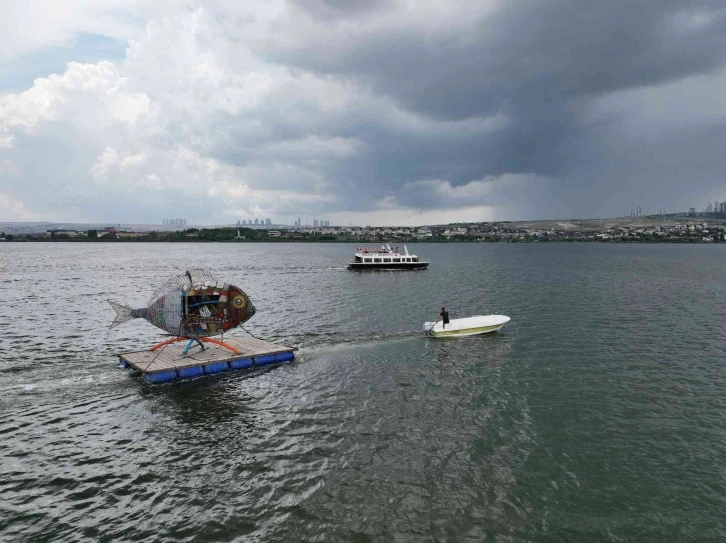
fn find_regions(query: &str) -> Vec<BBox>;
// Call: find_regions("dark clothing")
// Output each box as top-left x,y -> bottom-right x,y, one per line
440,310 -> 449,324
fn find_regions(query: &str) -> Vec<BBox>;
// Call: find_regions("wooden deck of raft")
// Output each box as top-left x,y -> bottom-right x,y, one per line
118,336 -> 297,383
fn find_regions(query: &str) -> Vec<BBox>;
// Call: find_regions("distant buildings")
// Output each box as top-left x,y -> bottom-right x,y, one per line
235,218 -> 273,226
291,218 -> 329,227
163,218 -> 186,226
705,201 -> 726,215
46,229 -> 84,237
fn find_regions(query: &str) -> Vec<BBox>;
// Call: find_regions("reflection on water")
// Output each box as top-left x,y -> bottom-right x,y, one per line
1,243 -> 726,541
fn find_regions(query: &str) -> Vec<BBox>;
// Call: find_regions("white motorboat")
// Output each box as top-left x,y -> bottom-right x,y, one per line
423,315 -> 510,338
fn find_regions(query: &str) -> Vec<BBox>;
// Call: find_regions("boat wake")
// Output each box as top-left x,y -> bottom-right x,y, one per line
293,329 -> 424,351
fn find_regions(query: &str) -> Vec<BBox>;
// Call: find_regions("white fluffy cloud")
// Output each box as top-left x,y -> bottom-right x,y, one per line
0,4 -> 516,224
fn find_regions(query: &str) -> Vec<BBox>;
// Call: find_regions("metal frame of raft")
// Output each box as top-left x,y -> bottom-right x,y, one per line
117,336 -> 297,383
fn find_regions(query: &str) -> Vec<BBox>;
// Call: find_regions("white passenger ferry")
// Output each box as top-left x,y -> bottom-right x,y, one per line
347,244 -> 429,270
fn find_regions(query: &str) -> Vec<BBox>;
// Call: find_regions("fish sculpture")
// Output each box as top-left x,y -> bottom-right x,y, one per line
108,269 -> 255,337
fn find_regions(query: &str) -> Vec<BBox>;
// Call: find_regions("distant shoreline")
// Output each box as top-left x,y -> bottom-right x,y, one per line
2,237 -> 724,245
2,219 -> 724,244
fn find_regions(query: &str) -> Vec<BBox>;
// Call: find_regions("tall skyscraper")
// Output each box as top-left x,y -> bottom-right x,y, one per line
313,220 -> 319,227
266,218 -> 272,225
254,218 -> 259,225
297,217 -> 301,227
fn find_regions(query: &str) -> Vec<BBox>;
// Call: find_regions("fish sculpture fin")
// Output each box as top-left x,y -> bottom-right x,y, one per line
146,268 -> 219,305
108,300 -> 134,328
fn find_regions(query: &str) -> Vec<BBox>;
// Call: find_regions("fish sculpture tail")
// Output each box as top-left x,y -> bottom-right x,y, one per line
108,300 -> 134,328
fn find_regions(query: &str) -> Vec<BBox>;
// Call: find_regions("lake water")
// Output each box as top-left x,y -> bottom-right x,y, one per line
1,243 -> 725,542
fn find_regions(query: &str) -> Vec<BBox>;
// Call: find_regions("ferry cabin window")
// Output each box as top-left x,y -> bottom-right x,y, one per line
355,256 -> 362,262
374,258 -> 382,263
364,258 -> 372,262
383,258 -> 391,263
405,258 -> 411,262
393,258 -> 401,262
412,257 -> 419,262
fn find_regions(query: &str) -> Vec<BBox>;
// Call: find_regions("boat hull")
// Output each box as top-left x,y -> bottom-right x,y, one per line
431,323 -> 504,337
424,315 -> 510,338
347,262 -> 429,270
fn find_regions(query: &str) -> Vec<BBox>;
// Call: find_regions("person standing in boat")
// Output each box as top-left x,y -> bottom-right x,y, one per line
436,307 -> 450,329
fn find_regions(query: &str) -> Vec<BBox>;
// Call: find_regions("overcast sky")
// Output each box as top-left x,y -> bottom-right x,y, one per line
1,0 -> 725,226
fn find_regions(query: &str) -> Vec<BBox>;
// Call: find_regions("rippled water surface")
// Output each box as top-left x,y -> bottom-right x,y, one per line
1,243 -> 726,542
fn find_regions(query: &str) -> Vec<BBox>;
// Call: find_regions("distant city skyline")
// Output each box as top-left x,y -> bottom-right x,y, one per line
5,201 -> 726,233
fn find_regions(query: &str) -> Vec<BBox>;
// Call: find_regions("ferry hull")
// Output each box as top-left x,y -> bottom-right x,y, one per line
347,262 -> 429,270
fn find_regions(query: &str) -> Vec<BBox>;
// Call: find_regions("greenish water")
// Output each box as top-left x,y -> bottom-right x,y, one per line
1,243 -> 725,541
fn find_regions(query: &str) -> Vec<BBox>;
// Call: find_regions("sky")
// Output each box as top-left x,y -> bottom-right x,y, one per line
1,0 -> 725,226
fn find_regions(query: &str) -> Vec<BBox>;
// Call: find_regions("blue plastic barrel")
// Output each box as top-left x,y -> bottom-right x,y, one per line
230,357 -> 253,370
144,370 -> 177,383
178,366 -> 204,379
204,361 -> 229,374
254,354 -> 276,366
274,351 -> 294,363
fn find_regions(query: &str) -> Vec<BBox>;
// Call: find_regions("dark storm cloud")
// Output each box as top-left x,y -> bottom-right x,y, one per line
281,1 -> 726,116
242,0 -> 726,217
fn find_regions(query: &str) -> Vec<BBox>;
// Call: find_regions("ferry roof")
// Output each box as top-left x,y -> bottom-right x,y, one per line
354,243 -> 418,256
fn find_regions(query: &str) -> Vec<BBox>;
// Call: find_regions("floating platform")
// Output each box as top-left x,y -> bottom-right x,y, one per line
118,336 -> 297,383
